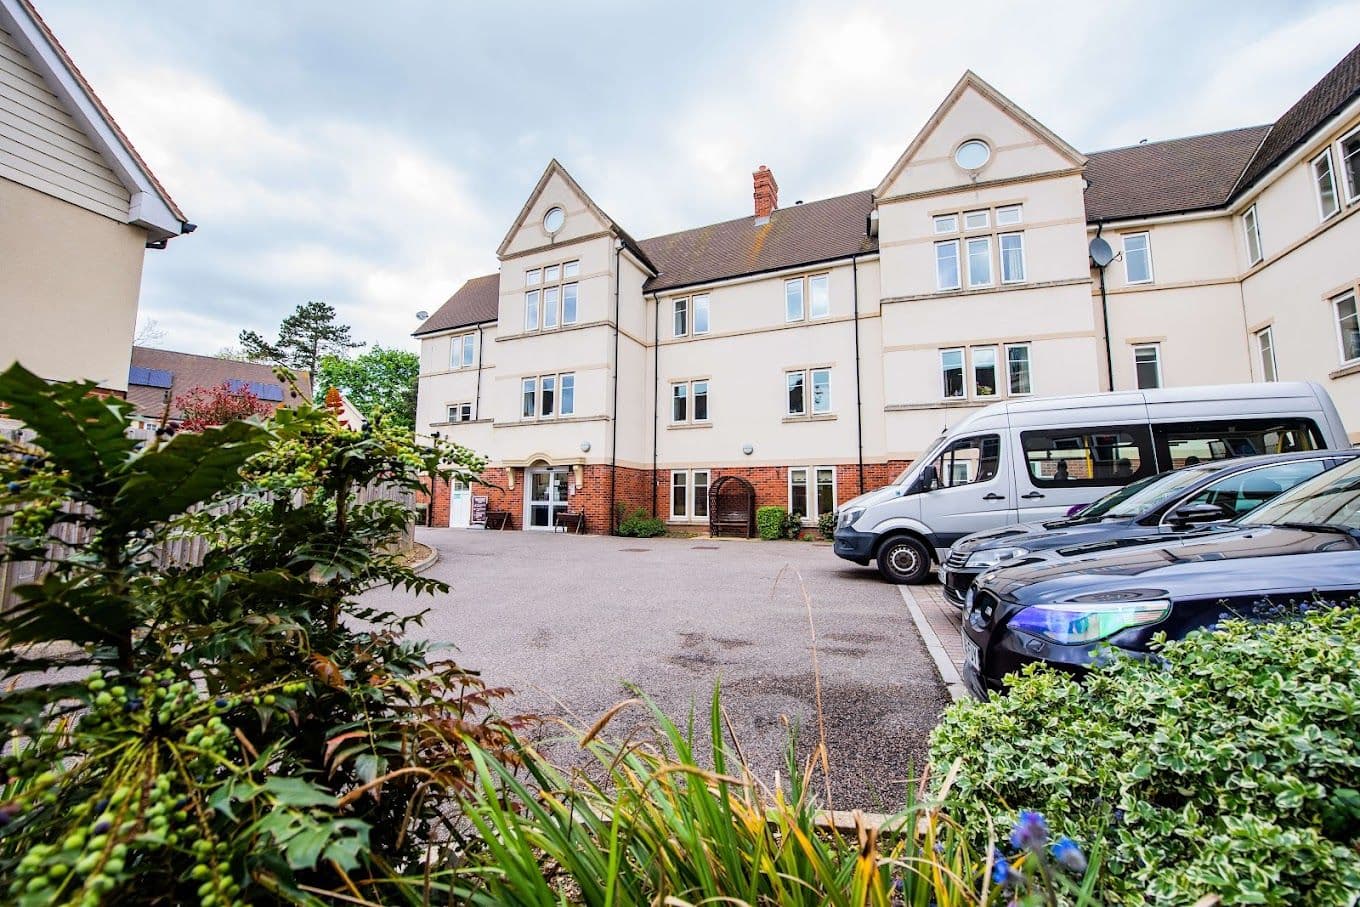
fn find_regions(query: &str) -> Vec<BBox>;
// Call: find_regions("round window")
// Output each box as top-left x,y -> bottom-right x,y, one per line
954,140 -> 991,170
542,207 -> 565,233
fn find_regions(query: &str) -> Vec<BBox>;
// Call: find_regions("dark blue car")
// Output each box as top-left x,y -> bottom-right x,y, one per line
940,450 -> 1359,607
960,455 -> 1360,698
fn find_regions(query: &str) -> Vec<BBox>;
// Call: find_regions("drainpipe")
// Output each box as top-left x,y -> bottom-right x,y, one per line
852,255 -> 865,495
474,323 -> 485,419
609,239 -> 622,533
1094,221 -> 1115,391
651,292 -> 661,518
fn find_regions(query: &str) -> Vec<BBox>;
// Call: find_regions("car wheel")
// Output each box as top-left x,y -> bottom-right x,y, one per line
876,536 -> 931,584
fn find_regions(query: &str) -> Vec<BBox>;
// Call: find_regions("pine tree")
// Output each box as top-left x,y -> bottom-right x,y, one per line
238,301 -> 364,377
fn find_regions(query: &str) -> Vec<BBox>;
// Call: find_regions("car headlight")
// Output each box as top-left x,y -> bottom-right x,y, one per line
838,508 -> 864,528
964,547 -> 1028,568
1008,600 -> 1170,645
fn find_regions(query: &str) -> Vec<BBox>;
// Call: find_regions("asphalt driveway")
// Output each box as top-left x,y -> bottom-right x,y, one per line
363,529 -> 949,811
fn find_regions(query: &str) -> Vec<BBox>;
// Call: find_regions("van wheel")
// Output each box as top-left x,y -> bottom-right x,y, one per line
876,536 -> 931,584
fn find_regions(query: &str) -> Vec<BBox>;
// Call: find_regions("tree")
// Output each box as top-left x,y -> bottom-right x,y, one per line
174,382 -> 274,431
133,317 -> 166,347
239,300 -> 364,377
316,345 -> 419,430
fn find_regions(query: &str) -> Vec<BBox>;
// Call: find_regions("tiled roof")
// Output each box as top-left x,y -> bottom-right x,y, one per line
412,273 -> 501,336
1083,126 -> 1270,222
1233,41 -> 1360,198
126,346 -> 312,422
638,190 -> 878,293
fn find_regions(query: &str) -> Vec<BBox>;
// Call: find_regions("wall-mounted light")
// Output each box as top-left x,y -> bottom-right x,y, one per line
580,441 -> 591,452
742,444 -> 754,456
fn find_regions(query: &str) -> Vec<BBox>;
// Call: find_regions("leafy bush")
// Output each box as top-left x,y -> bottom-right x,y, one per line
451,688 -> 1103,905
615,505 -> 665,537
818,510 -> 837,540
0,364 -> 526,905
930,608 -> 1360,906
756,505 -> 800,540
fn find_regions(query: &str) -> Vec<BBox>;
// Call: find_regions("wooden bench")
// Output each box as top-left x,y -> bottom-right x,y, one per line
711,509 -> 750,538
555,511 -> 586,534
484,510 -> 512,531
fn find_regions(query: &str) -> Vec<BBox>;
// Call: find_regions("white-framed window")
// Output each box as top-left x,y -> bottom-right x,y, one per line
693,294 -> 710,334
1313,148 -> 1340,220
1341,126 -> 1360,203
935,240 -> 961,290
450,333 -> 476,369
785,278 -> 804,321
964,209 -> 990,230
789,466 -> 836,523
525,290 -> 540,331
543,285 -> 560,328
933,214 -> 958,234
673,298 -> 688,337
544,264 -> 560,283
1134,343 -> 1162,389
1123,232 -> 1153,284
670,468 -> 711,521
562,283 -> 578,324
446,403 -> 472,423
966,236 -> 993,287
941,348 -> 965,399
671,379 -> 709,423
521,377 -> 536,418
996,204 -> 1023,226
999,233 -> 1025,283
785,368 -> 830,415
1256,327 -> 1277,382
522,372 -> 574,419
526,268 -> 542,286
972,345 -> 998,397
1335,290 -> 1360,364
563,260 -> 579,279
1005,343 -> 1032,395
1243,205 -> 1263,265
809,274 -> 830,318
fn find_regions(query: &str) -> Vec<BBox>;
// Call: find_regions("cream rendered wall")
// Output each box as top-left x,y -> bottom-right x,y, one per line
613,252 -> 652,468
0,176 -> 145,390
416,322 -> 497,458
653,258 -> 882,469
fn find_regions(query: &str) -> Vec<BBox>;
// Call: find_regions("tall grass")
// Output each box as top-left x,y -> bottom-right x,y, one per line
436,686 -> 1098,907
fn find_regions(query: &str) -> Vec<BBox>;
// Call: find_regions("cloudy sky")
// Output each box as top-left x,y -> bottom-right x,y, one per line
36,1 -> 1360,355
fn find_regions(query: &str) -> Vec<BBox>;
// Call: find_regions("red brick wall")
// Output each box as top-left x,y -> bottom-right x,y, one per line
421,459 -> 912,536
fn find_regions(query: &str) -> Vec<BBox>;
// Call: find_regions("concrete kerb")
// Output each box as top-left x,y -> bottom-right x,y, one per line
898,585 -> 968,702
408,542 -> 439,574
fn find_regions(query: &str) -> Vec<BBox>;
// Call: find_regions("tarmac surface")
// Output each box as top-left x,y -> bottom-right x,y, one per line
362,527 -> 950,811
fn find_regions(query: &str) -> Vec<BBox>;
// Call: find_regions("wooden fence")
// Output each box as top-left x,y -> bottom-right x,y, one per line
0,484 -> 415,613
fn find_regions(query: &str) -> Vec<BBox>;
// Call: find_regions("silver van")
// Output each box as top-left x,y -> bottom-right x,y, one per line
831,382 -> 1349,584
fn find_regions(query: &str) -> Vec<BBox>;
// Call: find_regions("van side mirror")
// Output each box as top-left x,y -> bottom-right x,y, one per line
913,464 -> 938,493
1167,501 -> 1234,527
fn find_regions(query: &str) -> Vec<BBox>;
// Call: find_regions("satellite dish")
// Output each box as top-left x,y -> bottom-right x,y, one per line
415,310 -> 429,321
1089,236 -> 1114,268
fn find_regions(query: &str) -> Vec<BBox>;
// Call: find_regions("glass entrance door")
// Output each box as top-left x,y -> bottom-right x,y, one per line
527,468 -> 569,529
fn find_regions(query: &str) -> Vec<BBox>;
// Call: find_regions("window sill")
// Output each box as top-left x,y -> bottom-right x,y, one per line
667,421 -> 712,430
782,413 -> 838,423
1328,360 -> 1360,380
430,419 -> 491,427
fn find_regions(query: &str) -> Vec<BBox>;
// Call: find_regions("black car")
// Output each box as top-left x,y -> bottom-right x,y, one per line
939,450 -> 1358,607
960,456 -> 1360,699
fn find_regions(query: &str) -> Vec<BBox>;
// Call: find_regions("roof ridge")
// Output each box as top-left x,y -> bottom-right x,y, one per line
1086,124 -> 1272,157
132,345 -> 311,378
637,188 -> 873,246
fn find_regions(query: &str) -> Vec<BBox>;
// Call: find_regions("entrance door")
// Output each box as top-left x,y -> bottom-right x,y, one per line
526,468 -> 570,530
449,479 -> 472,528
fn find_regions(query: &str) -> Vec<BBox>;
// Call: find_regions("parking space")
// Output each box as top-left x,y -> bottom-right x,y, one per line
363,528 -> 950,811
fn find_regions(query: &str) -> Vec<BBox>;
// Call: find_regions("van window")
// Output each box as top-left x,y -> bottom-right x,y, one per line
927,435 -> 1002,489
1021,426 -> 1153,488
1154,419 -> 1321,468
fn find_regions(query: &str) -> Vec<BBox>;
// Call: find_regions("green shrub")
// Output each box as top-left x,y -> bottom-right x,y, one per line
756,505 -> 801,540
817,510 -> 837,540
930,608 -> 1360,906
616,506 -> 665,537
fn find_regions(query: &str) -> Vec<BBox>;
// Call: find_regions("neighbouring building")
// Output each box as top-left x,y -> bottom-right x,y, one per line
415,44 -> 1360,534
0,0 -> 189,404
125,346 -> 312,430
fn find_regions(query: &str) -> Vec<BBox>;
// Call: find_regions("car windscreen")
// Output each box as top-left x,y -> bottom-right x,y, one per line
1096,462 -> 1231,519
1077,472 -> 1165,518
896,435 -> 948,485
1240,457 -> 1360,530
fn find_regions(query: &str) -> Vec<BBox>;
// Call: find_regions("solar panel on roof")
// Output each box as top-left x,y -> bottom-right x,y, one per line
251,382 -> 284,402
128,366 -> 173,389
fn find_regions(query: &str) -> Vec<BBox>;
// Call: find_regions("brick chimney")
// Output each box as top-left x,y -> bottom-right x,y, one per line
753,165 -> 778,218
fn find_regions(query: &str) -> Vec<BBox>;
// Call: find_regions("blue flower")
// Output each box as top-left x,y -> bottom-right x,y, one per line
991,851 -> 1021,887
1009,810 -> 1049,851
1051,836 -> 1087,873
